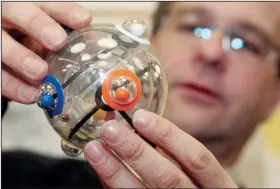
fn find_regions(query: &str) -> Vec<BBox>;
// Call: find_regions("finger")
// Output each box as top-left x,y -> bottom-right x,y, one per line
156,147 -> 182,169
100,179 -> 110,189
2,2 -> 67,50
156,147 -> 202,187
100,120 -> 196,188
132,109 -> 238,188
36,2 -> 92,29
21,37 -> 49,59
2,19 -> 14,30
2,68 -> 38,104
84,141 -> 146,188
2,30 -> 48,82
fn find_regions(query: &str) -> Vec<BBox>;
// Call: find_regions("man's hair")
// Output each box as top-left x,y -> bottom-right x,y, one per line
151,2 -> 171,35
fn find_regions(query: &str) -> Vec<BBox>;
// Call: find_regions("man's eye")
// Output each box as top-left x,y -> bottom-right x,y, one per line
178,24 -> 201,33
178,24 -> 213,39
243,41 -> 263,55
231,37 -> 263,55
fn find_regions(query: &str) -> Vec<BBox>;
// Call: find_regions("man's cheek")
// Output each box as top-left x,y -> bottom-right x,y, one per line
155,41 -> 182,61
223,65 -> 258,97
223,77 -> 262,119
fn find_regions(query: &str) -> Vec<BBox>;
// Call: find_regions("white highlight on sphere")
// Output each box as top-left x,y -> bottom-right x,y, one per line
98,69 -> 105,77
101,96 -> 107,105
155,65 -> 161,74
66,64 -> 73,68
129,23 -> 145,37
97,38 -> 118,48
71,43 -> 86,53
127,65 -> 135,71
154,72 -> 159,78
119,34 -> 134,43
97,52 -> 112,59
98,61 -> 108,66
81,53 -> 92,61
133,57 -> 144,70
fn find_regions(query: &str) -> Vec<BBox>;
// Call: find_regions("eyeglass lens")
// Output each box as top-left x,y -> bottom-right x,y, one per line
163,10 -> 273,60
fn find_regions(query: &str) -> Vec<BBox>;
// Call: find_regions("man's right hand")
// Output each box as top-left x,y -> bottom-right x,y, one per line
2,2 -> 92,104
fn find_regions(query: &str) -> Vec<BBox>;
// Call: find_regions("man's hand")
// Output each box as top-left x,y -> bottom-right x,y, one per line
2,2 -> 92,104
84,109 -> 238,188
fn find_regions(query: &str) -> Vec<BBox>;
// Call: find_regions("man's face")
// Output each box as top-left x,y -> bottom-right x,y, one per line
152,2 -> 280,165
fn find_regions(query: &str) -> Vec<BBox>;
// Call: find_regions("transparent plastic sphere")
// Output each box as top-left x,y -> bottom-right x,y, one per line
35,19 -> 168,156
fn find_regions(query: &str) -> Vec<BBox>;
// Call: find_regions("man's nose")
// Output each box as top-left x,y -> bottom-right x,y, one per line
199,31 -> 226,69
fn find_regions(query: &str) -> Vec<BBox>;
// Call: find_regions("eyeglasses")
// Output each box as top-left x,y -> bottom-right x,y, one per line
159,10 -> 280,64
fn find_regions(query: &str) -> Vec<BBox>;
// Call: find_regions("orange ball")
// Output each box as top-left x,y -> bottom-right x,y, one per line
115,87 -> 130,102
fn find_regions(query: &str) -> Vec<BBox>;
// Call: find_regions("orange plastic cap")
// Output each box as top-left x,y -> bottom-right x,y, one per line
102,69 -> 142,111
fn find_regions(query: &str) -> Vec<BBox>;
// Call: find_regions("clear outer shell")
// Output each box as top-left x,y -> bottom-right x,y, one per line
41,20 -> 168,156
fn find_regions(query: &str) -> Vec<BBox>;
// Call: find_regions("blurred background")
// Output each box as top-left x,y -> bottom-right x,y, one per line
2,2 -> 280,188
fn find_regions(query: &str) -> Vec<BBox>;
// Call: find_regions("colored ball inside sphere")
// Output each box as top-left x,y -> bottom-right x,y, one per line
40,93 -> 55,108
115,87 -> 130,102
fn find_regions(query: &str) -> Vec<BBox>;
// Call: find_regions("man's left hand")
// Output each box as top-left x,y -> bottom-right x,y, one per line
84,109 -> 238,188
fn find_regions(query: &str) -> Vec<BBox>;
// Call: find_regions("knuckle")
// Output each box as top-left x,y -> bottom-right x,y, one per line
2,2 -> 13,16
156,170 -> 182,188
64,3 -> 80,15
53,3 -> 75,17
2,32 -> 15,60
188,146 -> 211,170
43,2 -> 83,19
2,71 -> 20,99
2,71 -> 12,92
123,140 -> 145,164
102,163 -> 122,183
160,123 -> 177,146
27,10 -> 48,28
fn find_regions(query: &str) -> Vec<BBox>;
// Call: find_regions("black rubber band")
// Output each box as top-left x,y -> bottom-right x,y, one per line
118,111 -> 156,148
68,105 -> 100,139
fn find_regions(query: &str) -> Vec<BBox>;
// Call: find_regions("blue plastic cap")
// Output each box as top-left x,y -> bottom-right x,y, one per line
41,93 -> 55,108
39,75 -> 64,117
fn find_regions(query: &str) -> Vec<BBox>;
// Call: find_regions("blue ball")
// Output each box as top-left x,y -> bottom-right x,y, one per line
40,93 -> 55,108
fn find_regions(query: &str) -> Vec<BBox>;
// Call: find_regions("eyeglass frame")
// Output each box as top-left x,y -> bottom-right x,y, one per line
155,8 -> 280,76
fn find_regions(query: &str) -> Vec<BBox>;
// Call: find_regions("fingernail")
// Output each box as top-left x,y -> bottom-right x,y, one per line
85,141 -> 108,164
70,8 -> 91,23
41,25 -> 67,48
101,120 -> 123,144
23,56 -> 47,79
133,109 -> 157,128
18,85 -> 37,102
